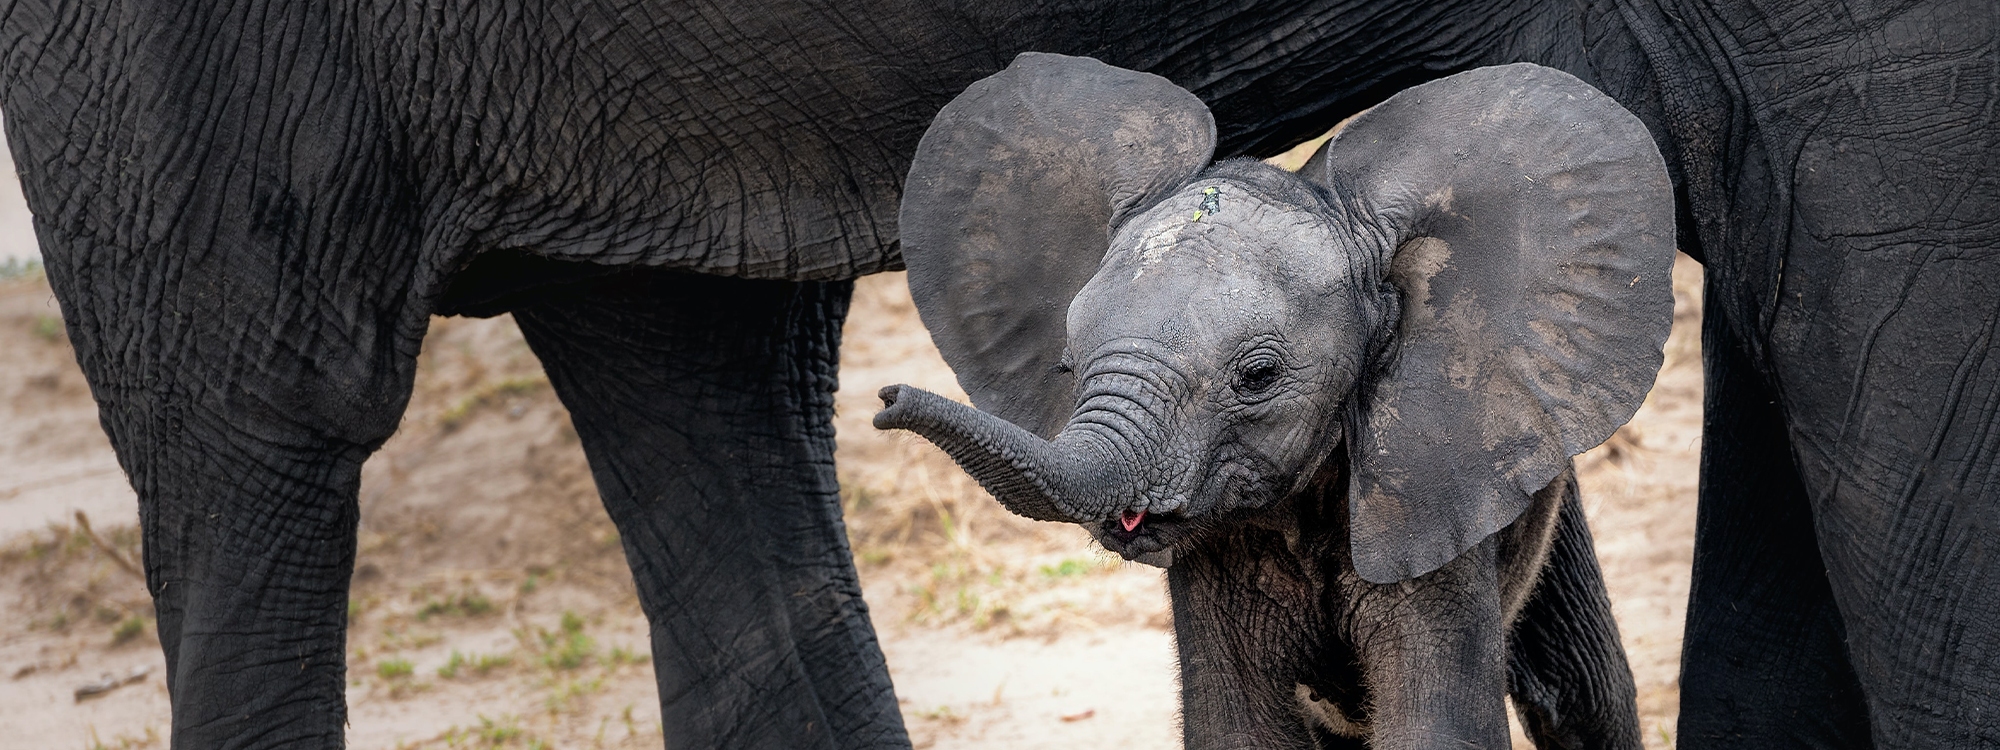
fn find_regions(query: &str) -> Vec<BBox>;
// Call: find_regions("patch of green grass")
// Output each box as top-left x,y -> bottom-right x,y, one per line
538,612 -> 596,671
83,725 -> 158,750
110,614 -> 146,644
31,314 -> 62,342
416,590 -> 495,621
437,650 -> 513,679
606,646 -> 650,666
476,652 -> 514,674
910,562 -> 992,620
377,657 -> 415,679
436,651 -> 466,679
544,675 -> 605,715
477,715 -> 521,744
0,257 -> 41,283
1039,558 -> 1095,579
373,628 -> 444,653
915,705 -> 965,724
438,376 -> 548,429
443,714 -> 549,748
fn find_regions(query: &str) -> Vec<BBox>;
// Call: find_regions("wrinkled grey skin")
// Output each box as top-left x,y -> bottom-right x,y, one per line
7,0 -> 1996,745
1061,170 -> 1384,534
884,165 -> 1393,546
878,160 -> 1641,748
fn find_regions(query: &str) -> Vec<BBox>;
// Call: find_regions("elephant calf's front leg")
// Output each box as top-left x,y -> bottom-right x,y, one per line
1169,529 -> 1327,750
1339,536 -> 1511,750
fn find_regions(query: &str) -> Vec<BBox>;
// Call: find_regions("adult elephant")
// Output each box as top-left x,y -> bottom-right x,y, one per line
0,0 -> 1992,748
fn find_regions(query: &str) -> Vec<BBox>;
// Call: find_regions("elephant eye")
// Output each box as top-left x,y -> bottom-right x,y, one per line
1234,358 -> 1284,395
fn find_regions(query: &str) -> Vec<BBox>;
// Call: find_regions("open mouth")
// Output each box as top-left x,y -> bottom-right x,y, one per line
1105,509 -> 1148,544
1121,509 -> 1146,533
1098,510 -> 1183,558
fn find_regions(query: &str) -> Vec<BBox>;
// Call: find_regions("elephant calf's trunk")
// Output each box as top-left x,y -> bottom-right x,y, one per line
872,385 -> 1127,523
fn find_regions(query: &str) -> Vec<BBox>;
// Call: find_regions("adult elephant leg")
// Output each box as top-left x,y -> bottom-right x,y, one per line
56,253 -> 420,748
1676,295 -> 1871,748
1673,15 -> 1998,744
513,270 -> 906,749
5,1 -> 433,741
1765,249 -> 2000,745
130,409 -> 386,748
1504,482 -> 1640,750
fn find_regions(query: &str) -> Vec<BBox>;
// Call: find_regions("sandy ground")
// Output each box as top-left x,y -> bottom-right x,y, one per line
0,124 -> 1703,748
0,126 -> 35,268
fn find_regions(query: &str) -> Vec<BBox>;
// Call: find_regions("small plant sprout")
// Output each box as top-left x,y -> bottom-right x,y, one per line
110,614 -> 146,644
376,658 -> 414,680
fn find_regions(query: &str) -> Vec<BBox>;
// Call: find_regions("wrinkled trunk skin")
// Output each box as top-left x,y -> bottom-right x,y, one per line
873,385 -> 1136,523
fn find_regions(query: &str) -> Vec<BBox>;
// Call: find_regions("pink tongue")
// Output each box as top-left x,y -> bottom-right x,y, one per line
1120,510 -> 1146,532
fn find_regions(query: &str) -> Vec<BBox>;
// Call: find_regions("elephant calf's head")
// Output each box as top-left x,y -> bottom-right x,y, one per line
1037,162 -> 1394,558
876,53 -> 1674,583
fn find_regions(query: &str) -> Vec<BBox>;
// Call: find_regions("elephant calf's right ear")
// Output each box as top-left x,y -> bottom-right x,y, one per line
898,52 -> 1217,439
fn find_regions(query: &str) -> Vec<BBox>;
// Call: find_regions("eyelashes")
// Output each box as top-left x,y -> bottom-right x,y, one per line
1233,352 -> 1288,400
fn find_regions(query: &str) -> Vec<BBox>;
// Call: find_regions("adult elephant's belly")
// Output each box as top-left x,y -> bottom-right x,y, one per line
426,150 -> 911,320
429,159 -> 911,319
388,1 -> 985,295
412,139 -> 912,319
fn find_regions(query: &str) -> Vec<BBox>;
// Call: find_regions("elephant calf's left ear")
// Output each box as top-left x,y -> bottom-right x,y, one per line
1303,64 -> 1677,584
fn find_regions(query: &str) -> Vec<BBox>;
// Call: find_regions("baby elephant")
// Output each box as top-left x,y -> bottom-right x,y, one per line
875,53 -> 1675,749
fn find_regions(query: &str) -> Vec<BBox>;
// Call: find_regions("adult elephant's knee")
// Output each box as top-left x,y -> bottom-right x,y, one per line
515,269 -> 908,749
67,271 -> 422,748
97,375 -> 397,749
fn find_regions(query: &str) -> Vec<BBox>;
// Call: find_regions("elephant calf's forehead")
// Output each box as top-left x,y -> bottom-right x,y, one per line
1072,177 -> 1363,350
1104,178 -> 1359,298
1125,181 -> 1329,264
